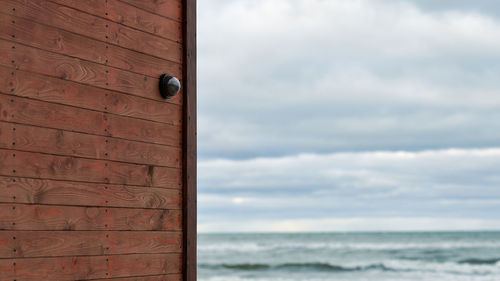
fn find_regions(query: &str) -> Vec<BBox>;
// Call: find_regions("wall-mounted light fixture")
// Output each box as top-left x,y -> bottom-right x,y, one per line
159,74 -> 181,99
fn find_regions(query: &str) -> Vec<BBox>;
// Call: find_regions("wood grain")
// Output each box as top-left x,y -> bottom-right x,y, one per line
0,66 -> 182,124
0,149 -> 150,186
3,0 -> 182,62
0,91 -> 107,136
93,274 -> 182,281
0,253 -> 182,280
152,167 -> 183,189
0,13 -> 183,79
50,0 -> 182,41
120,0 -> 182,21
107,44 -> 182,88
0,203 -> 182,231
0,231 -> 182,258
0,176 -> 182,208
105,130 -> 182,167
107,0 -> 182,41
0,0 -> 191,279
0,93 -> 182,146
107,113 -> 182,147
0,12 -> 107,65
0,121 -> 182,167
0,40 -> 168,102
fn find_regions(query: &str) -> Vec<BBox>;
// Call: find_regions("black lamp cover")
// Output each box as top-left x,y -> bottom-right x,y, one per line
159,74 -> 181,99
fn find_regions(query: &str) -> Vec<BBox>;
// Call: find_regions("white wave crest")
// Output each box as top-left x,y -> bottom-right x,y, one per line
198,241 -> 500,253
380,259 -> 500,275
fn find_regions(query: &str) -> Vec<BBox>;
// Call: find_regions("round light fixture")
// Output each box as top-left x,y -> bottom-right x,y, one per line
159,74 -> 181,99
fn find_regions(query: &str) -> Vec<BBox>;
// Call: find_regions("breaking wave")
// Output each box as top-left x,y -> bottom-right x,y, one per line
458,258 -> 500,265
200,259 -> 500,274
200,262 -> 394,272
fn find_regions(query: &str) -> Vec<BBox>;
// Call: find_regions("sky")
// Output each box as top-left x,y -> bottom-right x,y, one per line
197,0 -> 500,232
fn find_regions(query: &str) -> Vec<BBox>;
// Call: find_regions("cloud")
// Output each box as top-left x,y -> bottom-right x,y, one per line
197,0 -> 500,232
199,0 -> 500,158
198,148 -> 500,232
198,217 -> 500,233
401,0 -> 500,17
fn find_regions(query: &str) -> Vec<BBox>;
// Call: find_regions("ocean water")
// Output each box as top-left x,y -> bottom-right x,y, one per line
198,232 -> 500,281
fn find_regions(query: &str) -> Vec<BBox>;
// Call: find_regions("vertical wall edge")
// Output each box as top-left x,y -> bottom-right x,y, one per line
183,0 -> 197,280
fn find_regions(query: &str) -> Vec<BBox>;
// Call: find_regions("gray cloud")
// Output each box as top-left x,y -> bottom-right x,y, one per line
199,0 -> 500,159
197,0 -> 500,231
198,148 -> 500,232
402,0 -> 500,17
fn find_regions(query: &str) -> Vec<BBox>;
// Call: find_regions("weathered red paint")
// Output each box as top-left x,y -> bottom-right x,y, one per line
0,0 -> 196,279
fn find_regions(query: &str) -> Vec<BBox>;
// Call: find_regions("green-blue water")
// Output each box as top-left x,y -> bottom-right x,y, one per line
198,232 -> 500,281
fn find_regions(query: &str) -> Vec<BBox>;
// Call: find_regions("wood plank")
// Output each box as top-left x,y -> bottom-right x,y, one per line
107,113 -> 182,147
0,39 -> 106,89
107,232 -> 183,255
94,274 -> 182,281
0,40 -> 169,103
0,149 -> 150,186
105,129 -> 182,167
0,176 -> 182,209
0,93 -> 182,146
0,121 -> 182,167
0,203 -> 182,231
50,0 -> 106,15
152,167 -> 183,189
0,66 -> 182,124
107,0 -> 182,41
0,231 -> 182,258
0,11 -> 106,65
0,121 -> 101,160
0,1 -> 189,280
0,92 -> 106,137
3,0 -> 182,62
107,22 -> 182,64
120,0 -> 182,22
0,253 -> 182,280
0,13 -> 183,80
107,43 -> 182,88
51,0 -> 183,41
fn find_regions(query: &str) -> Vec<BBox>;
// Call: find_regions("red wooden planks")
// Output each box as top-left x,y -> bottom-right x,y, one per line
107,0 -> 182,41
107,44 -> 182,85
0,121 -> 182,167
0,253 -> 182,280
3,0 -> 182,62
0,13 -> 183,79
0,121 -> 103,161
50,0 -> 183,41
0,93 -> 105,136
0,176 -> 182,208
0,40 -> 166,102
107,113 -> 182,147
0,94 -> 182,146
152,166 -> 183,189
0,203 -> 182,231
0,12 -> 107,65
0,231 -> 182,258
120,0 -> 182,21
0,66 -> 182,124
0,0 -> 190,279
94,274 -> 182,281
106,136 -> 181,168
0,149 -> 150,186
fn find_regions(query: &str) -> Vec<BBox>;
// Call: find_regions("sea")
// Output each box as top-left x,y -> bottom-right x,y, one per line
198,232 -> 500,281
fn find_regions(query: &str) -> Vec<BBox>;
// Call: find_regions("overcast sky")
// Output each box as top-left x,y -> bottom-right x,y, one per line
197,0 -> 500,232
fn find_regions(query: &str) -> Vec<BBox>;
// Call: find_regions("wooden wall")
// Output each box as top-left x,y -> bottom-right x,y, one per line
0,0 -> 196,280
